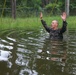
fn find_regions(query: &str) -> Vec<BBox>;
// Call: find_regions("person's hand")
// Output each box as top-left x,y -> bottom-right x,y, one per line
40,12 -> 43,20
61,12 -> 67,21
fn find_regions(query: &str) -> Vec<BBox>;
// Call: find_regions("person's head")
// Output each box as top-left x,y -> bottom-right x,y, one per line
51,20 -> 58,30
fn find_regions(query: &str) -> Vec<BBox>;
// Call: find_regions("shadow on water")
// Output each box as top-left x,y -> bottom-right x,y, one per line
0,28 -> 76,75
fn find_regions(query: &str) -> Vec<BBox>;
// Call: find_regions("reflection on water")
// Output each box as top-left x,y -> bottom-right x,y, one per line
36,39 -> 68,75
0,29 -> 76,75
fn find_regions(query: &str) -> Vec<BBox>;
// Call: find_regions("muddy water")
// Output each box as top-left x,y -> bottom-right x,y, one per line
0,29 -> 76,75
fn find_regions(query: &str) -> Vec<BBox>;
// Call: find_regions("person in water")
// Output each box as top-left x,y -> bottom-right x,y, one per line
40,12 -> 67,39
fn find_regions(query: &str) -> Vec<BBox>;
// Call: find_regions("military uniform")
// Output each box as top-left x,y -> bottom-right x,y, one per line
41,20 -> 67,39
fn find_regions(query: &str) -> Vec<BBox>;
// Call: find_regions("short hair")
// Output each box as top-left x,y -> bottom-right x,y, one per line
52,20 -> 59,25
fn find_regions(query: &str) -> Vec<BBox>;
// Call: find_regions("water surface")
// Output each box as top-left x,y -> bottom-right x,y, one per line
0,29 -> 76,75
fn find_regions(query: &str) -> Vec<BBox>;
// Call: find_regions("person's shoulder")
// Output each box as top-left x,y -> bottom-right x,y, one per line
57,28 -> 61,32
41,19 -> 45,21
63,20 -> 67,23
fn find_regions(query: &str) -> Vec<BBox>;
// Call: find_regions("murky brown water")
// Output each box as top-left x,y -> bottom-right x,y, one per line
0,28 -> 76,75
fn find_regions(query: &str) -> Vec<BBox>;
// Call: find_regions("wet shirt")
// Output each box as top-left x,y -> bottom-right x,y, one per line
41,20 -> 67,39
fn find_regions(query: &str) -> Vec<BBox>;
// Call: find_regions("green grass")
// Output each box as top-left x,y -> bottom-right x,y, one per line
0,17 -> 41,30
0,16 -> 76,31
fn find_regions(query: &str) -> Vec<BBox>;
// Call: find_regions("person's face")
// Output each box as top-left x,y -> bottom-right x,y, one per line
51,20 -> 58,29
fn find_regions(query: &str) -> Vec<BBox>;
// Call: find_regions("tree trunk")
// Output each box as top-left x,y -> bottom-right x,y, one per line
11,0 -> 16,19
65,0 -> 70,16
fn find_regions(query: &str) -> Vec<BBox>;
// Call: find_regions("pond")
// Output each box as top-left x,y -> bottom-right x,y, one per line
0,28 -> 76,75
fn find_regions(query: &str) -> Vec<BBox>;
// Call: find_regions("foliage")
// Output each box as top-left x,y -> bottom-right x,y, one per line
0,0 -> 76,17
45,2 -> 63,15
69,0 -> 76,15
17,0 -> 41,10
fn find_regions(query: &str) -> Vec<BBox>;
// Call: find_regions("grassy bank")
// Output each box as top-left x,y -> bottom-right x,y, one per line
0,17 -> 41,30
0,16 -> 76,30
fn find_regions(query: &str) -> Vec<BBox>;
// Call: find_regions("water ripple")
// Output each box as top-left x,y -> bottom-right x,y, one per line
0,29 -> 76,75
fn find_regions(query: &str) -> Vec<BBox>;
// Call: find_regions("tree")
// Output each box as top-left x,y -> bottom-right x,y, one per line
65,0 -> 70,16
11,0 -> 16,19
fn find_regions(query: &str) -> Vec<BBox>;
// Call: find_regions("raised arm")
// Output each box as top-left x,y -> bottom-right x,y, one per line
60,12 -> 67,34
61,12 -> 67,21
40,12 -> 51,33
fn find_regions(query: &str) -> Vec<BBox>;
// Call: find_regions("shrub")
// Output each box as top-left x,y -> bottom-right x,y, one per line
45,2 -> 63,15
